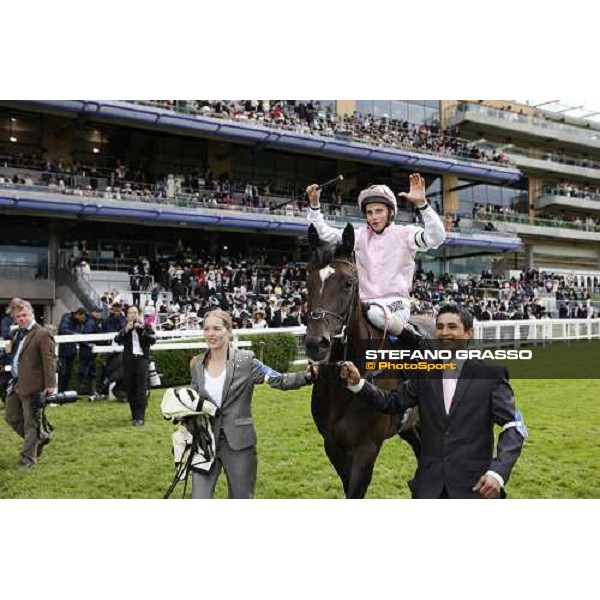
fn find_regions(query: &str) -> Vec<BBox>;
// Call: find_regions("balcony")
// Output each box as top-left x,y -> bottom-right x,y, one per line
534,189 -> 600,214
0,265 -> 55,301
4,100 -> 522,185
446,103 -> 600,154
486,212 -> 600,243
506,150 -> 600,182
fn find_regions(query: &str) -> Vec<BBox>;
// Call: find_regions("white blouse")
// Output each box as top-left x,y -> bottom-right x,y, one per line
204,369 -> 227,408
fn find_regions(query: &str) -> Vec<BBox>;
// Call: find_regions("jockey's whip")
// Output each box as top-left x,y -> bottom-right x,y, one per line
269,174 -> 344,211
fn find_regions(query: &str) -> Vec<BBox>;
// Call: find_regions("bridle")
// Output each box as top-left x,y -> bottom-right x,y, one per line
308,258 -> 358,365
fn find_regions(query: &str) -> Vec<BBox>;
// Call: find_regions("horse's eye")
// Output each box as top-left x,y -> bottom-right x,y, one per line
345,278 -> 355,289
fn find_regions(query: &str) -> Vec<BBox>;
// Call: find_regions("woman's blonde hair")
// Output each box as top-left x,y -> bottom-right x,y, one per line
203,309 -> 232,334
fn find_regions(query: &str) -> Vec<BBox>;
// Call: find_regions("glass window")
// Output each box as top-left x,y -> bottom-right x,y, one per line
317,100 -> 336,113
355,100 -> 374,115
424,106 -> 439,125
373,100 -> 392,117
391,100 -> 408,121
407,102 -> 425,125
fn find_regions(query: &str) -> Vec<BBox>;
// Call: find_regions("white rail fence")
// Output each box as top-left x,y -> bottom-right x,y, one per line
1,322 -> 598,367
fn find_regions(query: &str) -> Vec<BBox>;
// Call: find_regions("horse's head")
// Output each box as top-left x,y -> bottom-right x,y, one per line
305,223 -> 358,363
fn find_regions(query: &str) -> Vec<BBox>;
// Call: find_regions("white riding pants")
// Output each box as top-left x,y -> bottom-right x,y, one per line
365,296 -> 411,335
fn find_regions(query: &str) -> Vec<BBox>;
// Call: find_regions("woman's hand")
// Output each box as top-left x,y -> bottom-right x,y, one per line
305,365 -> 319,382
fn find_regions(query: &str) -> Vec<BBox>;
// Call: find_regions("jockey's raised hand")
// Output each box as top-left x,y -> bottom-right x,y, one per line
306,184 -> 322,207
339,361 -> 361,386
398,173 -> 428,207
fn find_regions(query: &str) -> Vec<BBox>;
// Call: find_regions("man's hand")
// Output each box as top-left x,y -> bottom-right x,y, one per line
398,173 -> 427,206
5,340 -> 12,353
306,184 -> 322,207
126,321 -> 134,332
339,361 -> 361,386
472,474 -> 501,499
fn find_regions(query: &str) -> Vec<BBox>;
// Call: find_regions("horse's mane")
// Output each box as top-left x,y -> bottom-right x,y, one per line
310,240 -> 352,270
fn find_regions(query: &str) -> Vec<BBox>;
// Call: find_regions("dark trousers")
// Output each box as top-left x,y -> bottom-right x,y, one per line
58,355 -> 76,392
78,352 -> 97,393
123,355 -> 149,421
5,389 -> 44,465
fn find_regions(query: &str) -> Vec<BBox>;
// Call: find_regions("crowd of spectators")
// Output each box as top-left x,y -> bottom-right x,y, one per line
470,201 -> 600,232
545,182 -> 600,200
141,100 -> 513,166
4,140 -> 600,251
80,236 -> 600,330
411,268 -> 599,321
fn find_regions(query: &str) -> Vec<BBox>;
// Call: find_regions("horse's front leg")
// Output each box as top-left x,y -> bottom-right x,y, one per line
345,442 -> 381,499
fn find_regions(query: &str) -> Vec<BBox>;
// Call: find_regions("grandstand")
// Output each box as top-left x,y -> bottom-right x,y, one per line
1,99 -> 599,325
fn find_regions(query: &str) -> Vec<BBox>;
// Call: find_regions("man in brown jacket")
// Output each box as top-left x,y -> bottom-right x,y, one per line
4,300 -> 56,469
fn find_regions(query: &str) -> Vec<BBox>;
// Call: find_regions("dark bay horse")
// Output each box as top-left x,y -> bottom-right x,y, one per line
305,222 -> 433,498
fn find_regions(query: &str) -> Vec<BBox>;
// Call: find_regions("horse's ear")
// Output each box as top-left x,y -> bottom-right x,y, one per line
342,223 -> 355,255
308,224 -> 319,252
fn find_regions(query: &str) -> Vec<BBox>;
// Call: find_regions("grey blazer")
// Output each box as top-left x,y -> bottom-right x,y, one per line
190,348 -> 308,451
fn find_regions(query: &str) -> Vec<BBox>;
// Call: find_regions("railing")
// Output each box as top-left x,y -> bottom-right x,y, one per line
0,264 -> 51,280
0,179 -> 388,228
1,322 -> 598,369
474,318 -> 600,342
447,102 -> 600,145
507,146 -> 600,171
541,187 -> 600,202
484,211 -> 600,233
57,266 -> 104,311
0,326 -> 306,354
57,250 -> 139,274
9,174 -> 599,236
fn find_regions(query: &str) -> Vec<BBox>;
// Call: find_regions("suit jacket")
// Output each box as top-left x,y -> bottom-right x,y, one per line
58,313 -> 85,358
357,360 -> 525,499
12,324 -> 56,397
114,323 -> 156,359
190,348 -> 308,451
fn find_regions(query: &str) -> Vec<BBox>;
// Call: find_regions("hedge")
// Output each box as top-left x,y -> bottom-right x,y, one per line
61,333 -> 299,391
153,332 -> 298,387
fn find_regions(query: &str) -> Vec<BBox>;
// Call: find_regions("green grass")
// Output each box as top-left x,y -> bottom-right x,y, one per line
0,379 -> 598,498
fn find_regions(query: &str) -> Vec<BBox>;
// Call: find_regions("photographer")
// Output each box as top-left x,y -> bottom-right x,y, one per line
4,299 -> 56,469
114,305 -> 156,426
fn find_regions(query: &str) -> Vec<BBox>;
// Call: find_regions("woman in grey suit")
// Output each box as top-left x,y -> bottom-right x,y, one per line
190,309 -> 313,499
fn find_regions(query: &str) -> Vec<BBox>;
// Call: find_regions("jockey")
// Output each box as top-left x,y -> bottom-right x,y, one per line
306,173 -> 446,336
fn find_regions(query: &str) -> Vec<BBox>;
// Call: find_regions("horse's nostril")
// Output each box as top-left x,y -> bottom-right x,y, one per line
318,337 -> 330,350
305,336 -> 330,359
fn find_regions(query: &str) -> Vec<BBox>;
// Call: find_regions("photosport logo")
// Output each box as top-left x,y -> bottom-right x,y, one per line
357,340 -> 600,380
363,349 -> 533,374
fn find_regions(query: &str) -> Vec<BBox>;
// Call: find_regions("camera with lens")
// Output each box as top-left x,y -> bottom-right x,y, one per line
34,390 -> 78,409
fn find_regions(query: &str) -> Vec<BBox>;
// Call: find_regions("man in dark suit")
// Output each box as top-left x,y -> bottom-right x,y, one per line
78,304 -> 105,397
57,307 -> 87,392
114,305 -> 156,426
4,299 -> 56,468
340,304 -> 527,499
270,299 -> 291,328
